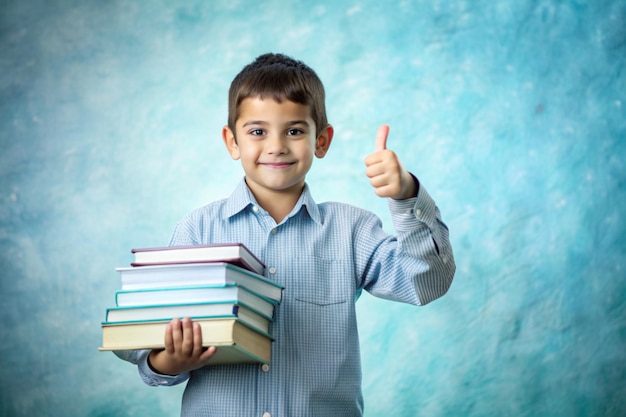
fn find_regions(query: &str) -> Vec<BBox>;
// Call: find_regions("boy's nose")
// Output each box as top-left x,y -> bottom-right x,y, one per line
266,134 -> 288,154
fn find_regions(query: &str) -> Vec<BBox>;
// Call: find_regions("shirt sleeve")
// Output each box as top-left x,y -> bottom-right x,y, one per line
113,350 -> 190,387
361,180 -> 455,305
110,215 -> 197,387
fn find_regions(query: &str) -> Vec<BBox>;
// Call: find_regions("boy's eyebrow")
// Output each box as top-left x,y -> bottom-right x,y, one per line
285,120 -> 311,127
242,120 -> 267,127
242,120 -> 311,127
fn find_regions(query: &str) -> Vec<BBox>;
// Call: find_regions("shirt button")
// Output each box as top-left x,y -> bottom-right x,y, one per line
442,255 -> 449,264
415,208 -> 422,217
268,267 -> 276,274
271,228 -> 277,234
252,206 -> 259,213
261,363 -> 270,372
262,413 -> 271,417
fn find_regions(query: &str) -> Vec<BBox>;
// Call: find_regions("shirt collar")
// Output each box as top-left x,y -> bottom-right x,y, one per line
224,178 -> 321,225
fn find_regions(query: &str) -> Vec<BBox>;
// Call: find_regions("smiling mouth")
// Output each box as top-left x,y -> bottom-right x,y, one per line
261,162 -> 295,168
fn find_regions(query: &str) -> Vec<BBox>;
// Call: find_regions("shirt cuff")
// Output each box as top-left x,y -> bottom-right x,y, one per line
136,350 -> 190,386
388,180 -> 437,232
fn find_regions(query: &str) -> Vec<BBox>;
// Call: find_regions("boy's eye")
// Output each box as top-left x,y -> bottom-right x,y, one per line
286,128 -> 304,136
250,129 -> 265,136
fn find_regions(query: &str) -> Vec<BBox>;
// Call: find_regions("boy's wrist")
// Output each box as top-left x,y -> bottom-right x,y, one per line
393,171 -> 419,200
148,350 -> 180,376
137,350 -> 190,387
409,172 -> 420,197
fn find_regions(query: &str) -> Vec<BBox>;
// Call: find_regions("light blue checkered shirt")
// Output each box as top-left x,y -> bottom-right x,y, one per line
117,178 -> 455,416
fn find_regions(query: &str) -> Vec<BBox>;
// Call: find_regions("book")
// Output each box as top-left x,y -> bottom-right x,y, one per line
115,283 -> 277,319
105,301 -> 271,334
99,318 -> 272,364
116,262 -> 283,302
131,243 -> 264,275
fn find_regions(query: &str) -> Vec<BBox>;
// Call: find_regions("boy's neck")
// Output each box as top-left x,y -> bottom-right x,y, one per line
246,181 -> 303,224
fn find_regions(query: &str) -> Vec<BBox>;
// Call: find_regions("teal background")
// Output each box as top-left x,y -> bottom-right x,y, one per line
1,1 -> 624,416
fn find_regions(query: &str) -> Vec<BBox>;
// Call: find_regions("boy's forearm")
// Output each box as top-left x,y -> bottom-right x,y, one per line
387,181 -> 455,304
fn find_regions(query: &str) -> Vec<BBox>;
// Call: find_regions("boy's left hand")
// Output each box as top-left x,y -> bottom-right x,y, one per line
364,125 -> 417,200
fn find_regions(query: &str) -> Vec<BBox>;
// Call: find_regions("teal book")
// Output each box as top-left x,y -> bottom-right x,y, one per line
115,283 -> 277,319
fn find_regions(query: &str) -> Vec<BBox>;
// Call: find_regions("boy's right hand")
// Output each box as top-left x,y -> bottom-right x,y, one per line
364,125 -> 417,200
148,317 -> 217,376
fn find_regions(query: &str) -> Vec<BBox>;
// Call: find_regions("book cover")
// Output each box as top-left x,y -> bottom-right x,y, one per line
116,262 -> 283,302
114,283 -> 277,319
131,243 -> 264,275
99,318 -> 272,364
105,301 -> 271,333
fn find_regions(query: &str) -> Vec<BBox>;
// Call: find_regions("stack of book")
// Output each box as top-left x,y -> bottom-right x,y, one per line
99,243 -> 283,365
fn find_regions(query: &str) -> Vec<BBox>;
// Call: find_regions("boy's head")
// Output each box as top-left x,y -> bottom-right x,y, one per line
227,53 -> 328,137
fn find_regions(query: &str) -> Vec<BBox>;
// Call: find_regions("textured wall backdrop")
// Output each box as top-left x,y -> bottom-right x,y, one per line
1,1 -> 624,416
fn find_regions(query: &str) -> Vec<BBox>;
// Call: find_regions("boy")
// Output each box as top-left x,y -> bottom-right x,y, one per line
117,53 -> 455,416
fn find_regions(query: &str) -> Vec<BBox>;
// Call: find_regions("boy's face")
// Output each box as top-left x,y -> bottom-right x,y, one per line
223,97 -> 332,200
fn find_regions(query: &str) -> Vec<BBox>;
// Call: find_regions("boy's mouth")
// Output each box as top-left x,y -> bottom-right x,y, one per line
260,162 -> 295,169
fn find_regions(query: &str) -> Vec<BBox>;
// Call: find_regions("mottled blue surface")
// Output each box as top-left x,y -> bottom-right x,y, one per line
1,1 -> 624,416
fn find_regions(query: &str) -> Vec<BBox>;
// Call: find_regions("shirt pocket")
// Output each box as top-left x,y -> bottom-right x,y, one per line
294,295 -> 347,306
289,294 -> 353,358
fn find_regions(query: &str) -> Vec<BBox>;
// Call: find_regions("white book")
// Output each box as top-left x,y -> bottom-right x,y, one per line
131,243 -> 264,275
117,262 -> 283,302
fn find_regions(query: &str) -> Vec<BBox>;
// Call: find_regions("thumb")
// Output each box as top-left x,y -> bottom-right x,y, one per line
375,124 -> 389,151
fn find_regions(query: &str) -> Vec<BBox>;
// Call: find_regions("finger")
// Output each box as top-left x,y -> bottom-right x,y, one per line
365,160 -> 388,179
170,317 -> 183,347
164,322 -> 175,353
181,317 -> 194,356
192,321 -> 205,354
200,346 -> 218,362
375,124 -> 389,151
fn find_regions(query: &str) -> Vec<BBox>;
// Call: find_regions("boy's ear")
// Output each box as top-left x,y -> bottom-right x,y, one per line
222,126 -> 240,160
315,125 -> 334,158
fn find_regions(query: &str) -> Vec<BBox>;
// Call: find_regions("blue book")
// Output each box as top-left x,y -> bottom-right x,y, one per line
105,301 -> 271,334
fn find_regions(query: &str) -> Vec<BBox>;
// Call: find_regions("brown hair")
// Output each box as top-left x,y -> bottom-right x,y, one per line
227,53 -> 328,136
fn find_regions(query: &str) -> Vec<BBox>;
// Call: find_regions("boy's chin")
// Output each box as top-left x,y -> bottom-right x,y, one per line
249,179 -> 306,194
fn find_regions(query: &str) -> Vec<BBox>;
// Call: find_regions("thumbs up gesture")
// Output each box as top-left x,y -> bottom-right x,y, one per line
364,125 -> 417,200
